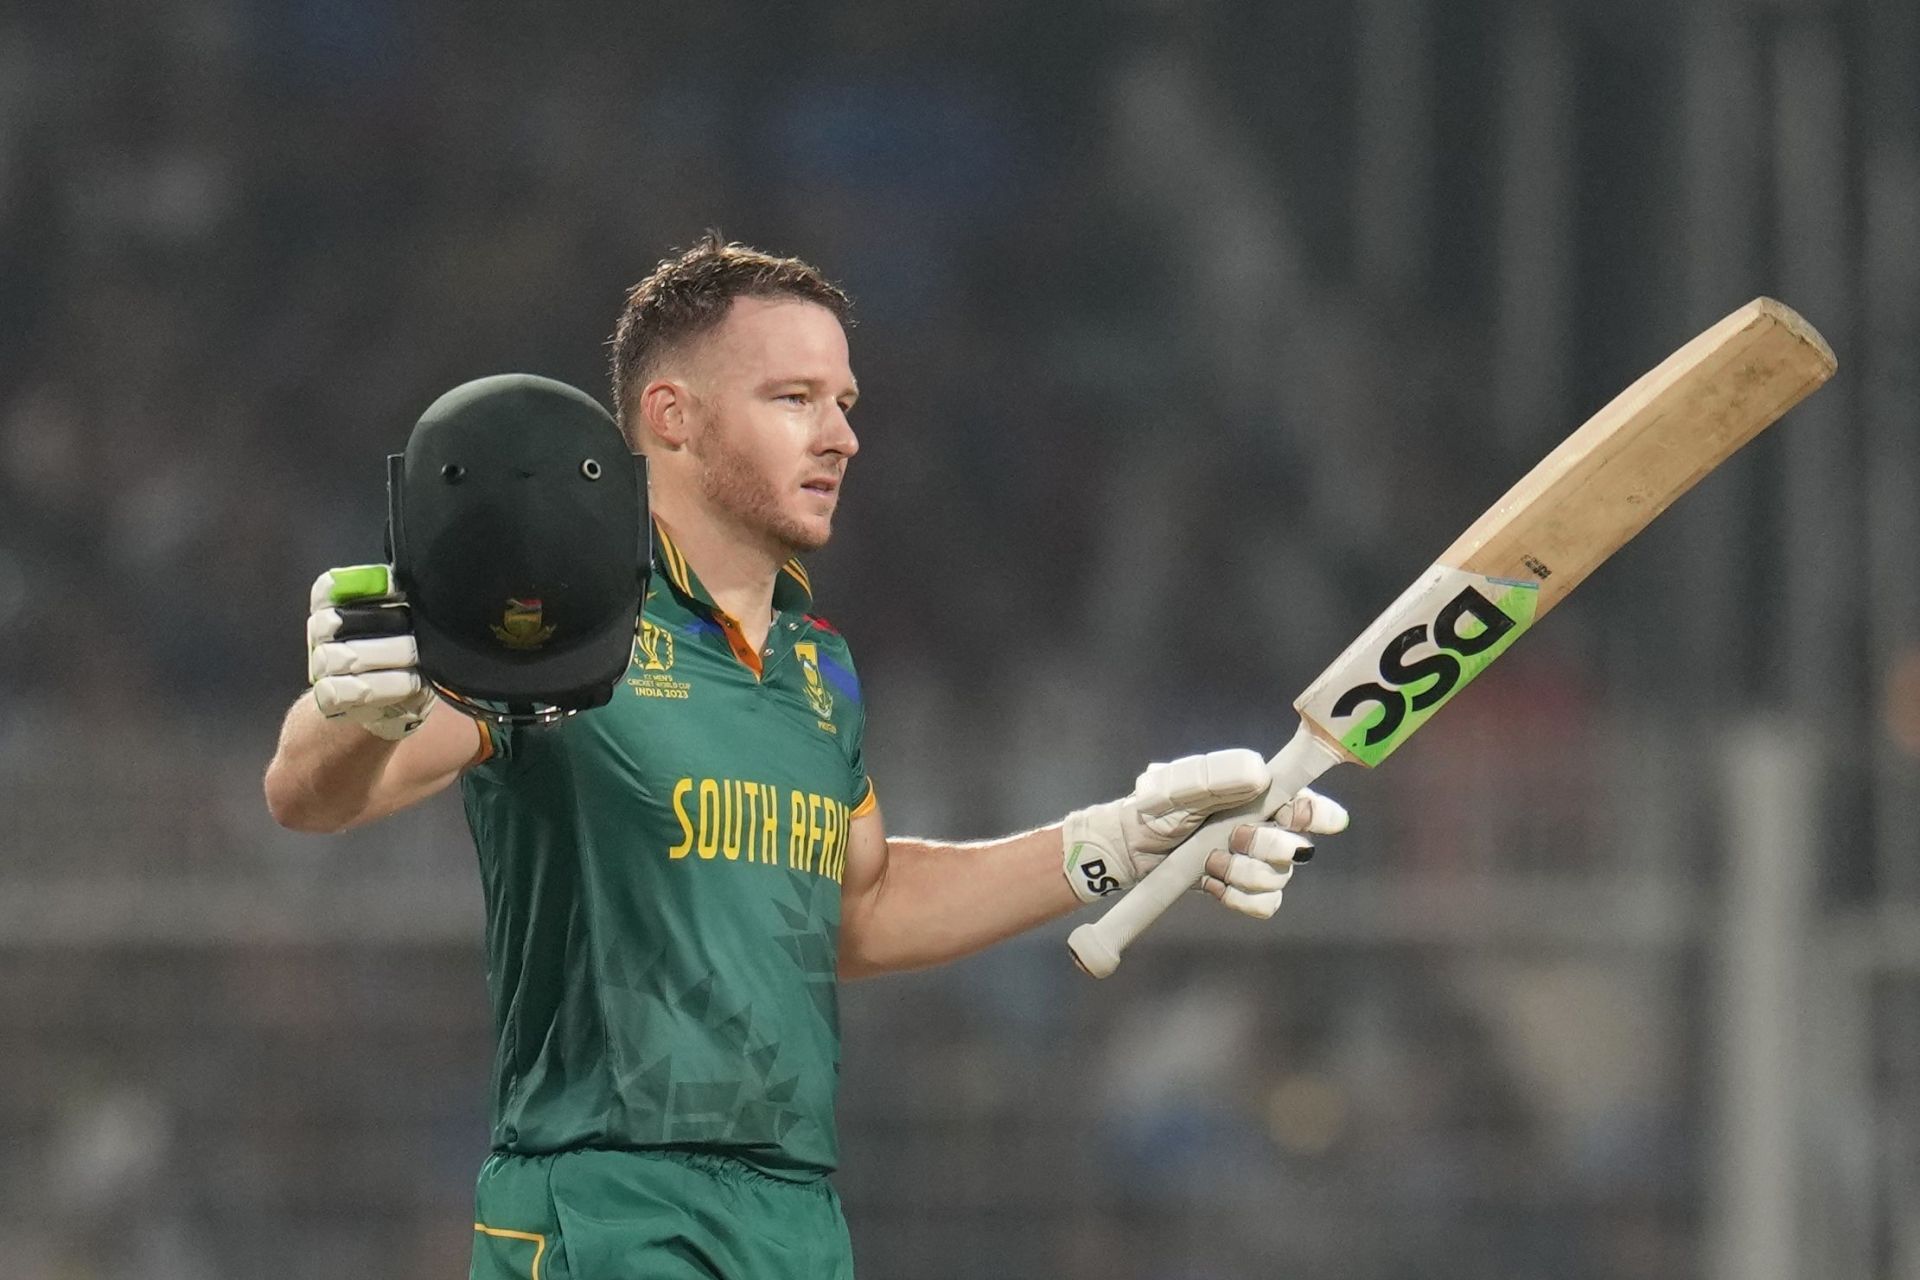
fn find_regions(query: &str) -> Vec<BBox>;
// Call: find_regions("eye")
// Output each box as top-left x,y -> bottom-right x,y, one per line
778,392 -> 808,406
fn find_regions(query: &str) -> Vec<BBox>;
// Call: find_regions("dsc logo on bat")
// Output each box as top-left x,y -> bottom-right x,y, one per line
1301,568 -> 1540,766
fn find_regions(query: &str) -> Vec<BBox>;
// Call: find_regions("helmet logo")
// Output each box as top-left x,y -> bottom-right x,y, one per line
491,598 -> 557,650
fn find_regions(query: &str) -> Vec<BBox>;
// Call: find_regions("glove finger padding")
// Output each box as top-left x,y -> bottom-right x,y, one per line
1199,825 -> 1312,918
1063,749 -> 1349,909
309,635 -> 421,681
1205,882 -> 1288,920
1272,787 -> 1350,836
1131,748 -> 1270,843
1202,825 -> 1307,893
313,669 -> 425,715
306,563 -> 434,740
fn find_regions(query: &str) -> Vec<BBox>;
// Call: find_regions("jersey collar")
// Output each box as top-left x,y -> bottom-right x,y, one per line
652,517 -> 814,614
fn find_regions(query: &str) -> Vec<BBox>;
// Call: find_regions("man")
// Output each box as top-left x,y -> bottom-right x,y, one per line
264,234 -> 1348,1279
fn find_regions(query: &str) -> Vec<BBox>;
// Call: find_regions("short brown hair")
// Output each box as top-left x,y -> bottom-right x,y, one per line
609,231 -> 852,438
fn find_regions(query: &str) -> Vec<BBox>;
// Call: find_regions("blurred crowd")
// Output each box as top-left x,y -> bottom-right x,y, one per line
0,0 -> 1581,786
2,0 -> 1131,742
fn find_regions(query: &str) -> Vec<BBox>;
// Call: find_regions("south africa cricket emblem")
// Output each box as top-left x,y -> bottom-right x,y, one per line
794,641 -> 834,720
636,618 -> 675,671
491,598 -> 556,650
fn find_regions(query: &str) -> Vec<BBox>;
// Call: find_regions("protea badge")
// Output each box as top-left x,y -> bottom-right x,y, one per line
794,641 -> 834,719
491,598 -> 557,651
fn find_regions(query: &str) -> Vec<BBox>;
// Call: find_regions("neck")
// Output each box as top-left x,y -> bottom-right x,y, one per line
651,489 -> 783,646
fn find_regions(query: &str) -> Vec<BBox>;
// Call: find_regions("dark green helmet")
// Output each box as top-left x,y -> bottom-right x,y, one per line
386,374 -> 649,724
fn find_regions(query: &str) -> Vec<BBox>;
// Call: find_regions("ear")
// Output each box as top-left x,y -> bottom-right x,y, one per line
637,378 -> 694,452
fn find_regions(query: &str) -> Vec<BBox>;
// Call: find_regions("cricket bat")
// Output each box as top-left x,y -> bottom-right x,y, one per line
1068,297 -> 1837,978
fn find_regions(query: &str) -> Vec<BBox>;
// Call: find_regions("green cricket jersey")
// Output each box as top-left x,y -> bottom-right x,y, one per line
459,520 -> 874,1181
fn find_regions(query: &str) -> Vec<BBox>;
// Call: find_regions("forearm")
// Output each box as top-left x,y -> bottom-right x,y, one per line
263,694 -> 401,832
839,824 -> 1080,979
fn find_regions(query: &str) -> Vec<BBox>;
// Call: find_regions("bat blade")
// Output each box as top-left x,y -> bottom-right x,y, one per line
1067,297 -> 1836,977
1295,296 -> 1835,768
1449,297 -> 1834,614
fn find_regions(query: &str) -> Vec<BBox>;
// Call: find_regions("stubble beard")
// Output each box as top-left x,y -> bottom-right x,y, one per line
692,427 -> 831,558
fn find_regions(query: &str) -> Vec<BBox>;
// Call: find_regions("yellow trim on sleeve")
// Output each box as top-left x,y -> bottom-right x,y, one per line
470,718 -> 496,767
851,777 -> 877,819
473,1223 -> 547,1280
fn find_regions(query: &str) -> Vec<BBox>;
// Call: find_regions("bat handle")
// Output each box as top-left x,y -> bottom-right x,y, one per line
1067,723 -> 1343,978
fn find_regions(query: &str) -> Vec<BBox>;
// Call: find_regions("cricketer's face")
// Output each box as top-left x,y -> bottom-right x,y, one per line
686,296 -> 859,556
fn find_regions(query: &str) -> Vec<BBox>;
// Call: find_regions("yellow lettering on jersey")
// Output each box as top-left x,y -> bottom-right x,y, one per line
817,796 -> 838,882
789,789 -> 808,869
697,778 -> 720,859
669,778 -> 694,859
829,799 -> 851,883
818,800 -> 834,883
721,779 -> 744,860
805,794 -> 823,874
760,783 -> 780,864
667,776 -> 852,883
741,782 -> 760,863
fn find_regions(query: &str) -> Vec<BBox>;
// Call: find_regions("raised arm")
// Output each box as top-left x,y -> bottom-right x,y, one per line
835,750 -> 1349,979
835,799 -> 1077,979
263,565 -> 485,832
265,691 -> 482,832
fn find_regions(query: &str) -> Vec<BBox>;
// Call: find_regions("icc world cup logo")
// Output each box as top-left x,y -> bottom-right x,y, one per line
636,618 -> 675,671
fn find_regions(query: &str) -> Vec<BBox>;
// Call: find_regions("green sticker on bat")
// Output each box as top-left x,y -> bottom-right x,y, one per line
1298,568 -> 1540,768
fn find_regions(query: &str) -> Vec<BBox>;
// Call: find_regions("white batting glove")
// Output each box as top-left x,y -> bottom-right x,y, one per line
306,565 -> 434,741
1061,748 -> 1349,919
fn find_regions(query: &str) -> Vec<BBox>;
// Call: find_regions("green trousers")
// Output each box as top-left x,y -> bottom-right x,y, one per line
470,1148 -> 855,1280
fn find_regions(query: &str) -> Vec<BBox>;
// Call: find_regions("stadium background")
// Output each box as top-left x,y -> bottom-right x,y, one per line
4,0 -> 1918,1275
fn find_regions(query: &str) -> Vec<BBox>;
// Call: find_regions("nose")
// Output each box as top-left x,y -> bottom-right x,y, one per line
821,403 -> 859,459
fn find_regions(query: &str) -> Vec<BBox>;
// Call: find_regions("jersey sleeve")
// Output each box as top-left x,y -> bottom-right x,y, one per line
469,715 -> 516,768
821,631 -> 875,817
850,741 -> 875,818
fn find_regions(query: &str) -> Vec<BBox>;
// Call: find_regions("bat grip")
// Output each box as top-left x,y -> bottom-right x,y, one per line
1067,723 -> 1342,978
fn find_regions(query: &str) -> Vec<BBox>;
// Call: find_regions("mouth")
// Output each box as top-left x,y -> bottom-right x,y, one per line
800,477 -> 841,498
